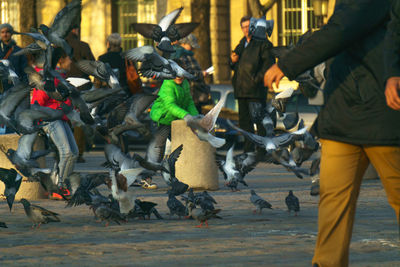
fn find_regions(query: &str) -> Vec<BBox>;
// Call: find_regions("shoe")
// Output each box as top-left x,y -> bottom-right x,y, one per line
77,156 -> 86,163
49,187 -> 71,200
141,178 -> 158,189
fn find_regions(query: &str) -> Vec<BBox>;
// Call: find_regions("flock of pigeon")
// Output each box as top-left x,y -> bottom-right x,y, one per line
0,2 -> 320,229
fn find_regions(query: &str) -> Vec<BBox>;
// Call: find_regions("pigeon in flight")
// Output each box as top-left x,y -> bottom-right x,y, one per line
228,119 -> 307,154
216,144 -> 257,191
185,93 -> 227,148
250,190 -> 272,214
76,60 -> 120,89
124,45 -> 195,80
0,168 -> 22,211
131,7 -> 199,53
20,198 -> 60,228
285,190 -> 300,216
249,17 -> 274,41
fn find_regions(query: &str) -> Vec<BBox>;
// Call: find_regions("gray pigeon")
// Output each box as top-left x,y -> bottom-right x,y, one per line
76,60 -> 120,89
92,202 -> 126,227
285,190 -> 300,216
249,17 -> 274,40
250,190 -> 272,214
188,202 -> 222,228
20,198 -> 60,228
130,7 -> 198,53
167,191 -> 187,219
0,168 -> 22,211
124,46 -> 195,80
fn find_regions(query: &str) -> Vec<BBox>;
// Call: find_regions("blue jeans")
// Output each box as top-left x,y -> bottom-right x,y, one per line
43,120 -> 78,184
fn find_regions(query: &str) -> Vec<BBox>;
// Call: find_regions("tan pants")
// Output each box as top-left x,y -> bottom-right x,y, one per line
312,139 -> 400,267
73,126 -> 86,157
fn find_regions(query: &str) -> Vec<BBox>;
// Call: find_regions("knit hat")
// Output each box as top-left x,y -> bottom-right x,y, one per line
179,34 -> 200,49
0,23 -> 13,32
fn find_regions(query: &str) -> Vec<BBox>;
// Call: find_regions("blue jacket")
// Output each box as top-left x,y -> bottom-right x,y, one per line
0,39 -> 27,91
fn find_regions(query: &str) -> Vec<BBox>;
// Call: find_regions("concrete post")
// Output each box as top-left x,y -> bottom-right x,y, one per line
171,120 -> 219,190
0,134 -> 47,201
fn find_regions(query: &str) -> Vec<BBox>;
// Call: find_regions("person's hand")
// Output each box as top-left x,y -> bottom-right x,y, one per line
231,52 -> 239,63
203,71 -> 207,77
385,77 -> 400,110
264,64 -> 285,92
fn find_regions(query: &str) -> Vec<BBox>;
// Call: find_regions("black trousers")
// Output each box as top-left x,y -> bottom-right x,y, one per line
237,98 -> 266,153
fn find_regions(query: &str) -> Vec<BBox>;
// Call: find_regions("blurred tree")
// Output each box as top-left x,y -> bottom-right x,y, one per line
191,0 -> 212,83
248,0 -> 278,17
19,0 -> 38,47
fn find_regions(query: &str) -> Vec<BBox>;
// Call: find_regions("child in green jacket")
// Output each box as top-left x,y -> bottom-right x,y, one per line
141,76 -> 199,189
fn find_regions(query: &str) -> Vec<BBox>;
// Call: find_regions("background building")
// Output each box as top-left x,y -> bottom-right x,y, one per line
1,0 -> 335,84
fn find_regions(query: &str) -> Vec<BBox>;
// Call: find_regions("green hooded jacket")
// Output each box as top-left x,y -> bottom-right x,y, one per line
150,79 -> 199,125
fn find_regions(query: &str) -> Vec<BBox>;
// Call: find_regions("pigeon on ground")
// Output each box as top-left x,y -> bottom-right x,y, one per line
187,202 -> 222,228
131,7 -> 198,53
20,198 -> 60,228
167,191 -> 187,219
131,199 -> 163,220
0,168 -> 22,211
250,190 -> 272,214
0,221 -> 7,228
92,202 -> 126,226
285,190 -> 300,216
124,45 -> 195,80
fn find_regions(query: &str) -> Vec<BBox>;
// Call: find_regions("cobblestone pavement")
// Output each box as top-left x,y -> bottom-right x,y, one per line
0,151 -> 398,266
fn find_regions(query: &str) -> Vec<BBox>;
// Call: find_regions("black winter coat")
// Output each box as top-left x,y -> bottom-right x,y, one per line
231,37 -> 275,99
278,0 -> 400,146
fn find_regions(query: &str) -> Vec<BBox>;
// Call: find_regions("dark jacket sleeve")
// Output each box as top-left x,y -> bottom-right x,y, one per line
278,0 -> 390,80
229,39 -> 244,70
384,0 -> 400,81
255,41 -> 275,84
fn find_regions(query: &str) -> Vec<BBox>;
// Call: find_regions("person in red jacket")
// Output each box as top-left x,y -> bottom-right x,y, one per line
31,48 -> 78,189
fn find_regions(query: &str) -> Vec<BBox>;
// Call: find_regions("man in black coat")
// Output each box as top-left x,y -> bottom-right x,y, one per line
264,1 -> 400,266
0,23 -> 27,92
385,0 -> 400,110
230,15 -> 275,153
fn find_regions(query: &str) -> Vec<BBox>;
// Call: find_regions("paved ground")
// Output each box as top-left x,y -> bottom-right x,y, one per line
0,150 -> 399,266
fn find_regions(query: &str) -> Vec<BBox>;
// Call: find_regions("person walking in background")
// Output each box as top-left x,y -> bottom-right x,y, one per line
66,24 -> 95,163
98,33 -> 127,89
264,0 -> 400,266
0,23 -> 27,92
230,15 -> 275,155
173,33 -> 211,113
0,23 -> 27,134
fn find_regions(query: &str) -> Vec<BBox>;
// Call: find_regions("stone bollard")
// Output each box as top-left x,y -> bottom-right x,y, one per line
0,134 -> 47,201
171,120 -> 219,190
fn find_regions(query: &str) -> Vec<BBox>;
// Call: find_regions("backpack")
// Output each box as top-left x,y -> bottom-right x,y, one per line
125,59 -> 142,94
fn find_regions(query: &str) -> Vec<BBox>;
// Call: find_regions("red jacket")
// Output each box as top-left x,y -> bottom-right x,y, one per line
30,67 -> 72,121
